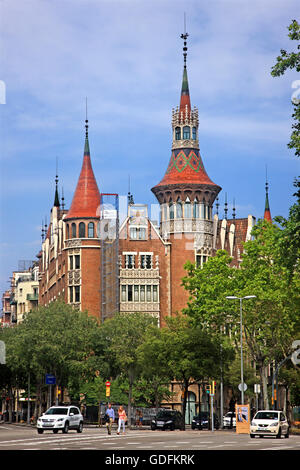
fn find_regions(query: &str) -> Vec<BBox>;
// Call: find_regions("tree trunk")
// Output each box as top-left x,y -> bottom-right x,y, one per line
260,364 -> 269,409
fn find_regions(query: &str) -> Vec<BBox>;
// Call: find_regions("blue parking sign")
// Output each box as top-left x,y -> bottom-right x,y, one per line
45,374 -> 56,385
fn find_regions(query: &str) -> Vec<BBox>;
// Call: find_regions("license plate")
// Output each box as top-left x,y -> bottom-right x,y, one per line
43,423 -> 54,427
157,421 -> 164,426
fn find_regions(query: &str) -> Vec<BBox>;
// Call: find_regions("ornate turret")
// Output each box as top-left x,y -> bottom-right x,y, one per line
151,31 -> 221,244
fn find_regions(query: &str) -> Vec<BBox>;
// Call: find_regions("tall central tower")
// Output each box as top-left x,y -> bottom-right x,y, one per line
151,31 -> 222,314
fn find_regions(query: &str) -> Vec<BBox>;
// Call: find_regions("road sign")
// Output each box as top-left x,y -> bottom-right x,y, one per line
105,381 -> 111,387
238,383 -> 247,392
45,374 -> 56,385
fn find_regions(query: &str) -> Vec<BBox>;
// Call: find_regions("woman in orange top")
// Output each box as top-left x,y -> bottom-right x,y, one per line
117,406 -> 127,435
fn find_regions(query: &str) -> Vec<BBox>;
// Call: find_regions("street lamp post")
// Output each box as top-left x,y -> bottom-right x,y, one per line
226,295 -> 256,404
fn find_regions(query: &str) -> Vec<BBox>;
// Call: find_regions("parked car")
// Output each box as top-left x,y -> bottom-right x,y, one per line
37,406 -> 83,434
151,409 -> 184,431
223,411 -> 236,428
250,410 -> 289,439
191,412 -> 220,430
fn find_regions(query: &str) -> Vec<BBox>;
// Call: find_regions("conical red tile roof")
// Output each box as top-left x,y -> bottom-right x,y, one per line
155,148 -> 217,187
65,132 -> 100,219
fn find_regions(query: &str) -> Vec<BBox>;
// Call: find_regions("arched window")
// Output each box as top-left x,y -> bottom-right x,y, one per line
176,200 -> 182,218
175,127 -> 181,140
66,224 -> 69,239
184,200 -> 191,218
71,223 -> 77,238
192,127 -> 197,140
79,222 -> 85,238
169,202 -> 174,220
88,222 -> 94,238
183,126 -> 190,139
193,200 -> 199,218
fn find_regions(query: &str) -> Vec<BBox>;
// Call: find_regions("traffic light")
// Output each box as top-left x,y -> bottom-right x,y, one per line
211,381 -> 216,395
205,384 -> 211,394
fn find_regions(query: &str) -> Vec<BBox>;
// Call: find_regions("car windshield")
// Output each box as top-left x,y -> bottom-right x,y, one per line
156,411 -> 174,419
254,412 -> 278,420
194,413 -> 208,419
45,408 -> 69,415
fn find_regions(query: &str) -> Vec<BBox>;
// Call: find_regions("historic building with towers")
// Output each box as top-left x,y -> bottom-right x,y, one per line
37,32 -> 265,329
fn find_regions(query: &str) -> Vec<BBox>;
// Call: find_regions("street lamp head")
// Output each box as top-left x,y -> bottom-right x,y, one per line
243,295 -> 256,299
226,296 -> 238,300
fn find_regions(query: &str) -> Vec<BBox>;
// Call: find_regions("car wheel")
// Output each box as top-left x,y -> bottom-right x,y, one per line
63,421 -> 69,434
284,428 -> 289,439
151,425 -> 156,431
53,429 -> 58,434
276,427 -> 282,439
77,422 -> 83,433
37,429 -> 43,434
170,423 -> 175,431
250,434 -> 255,438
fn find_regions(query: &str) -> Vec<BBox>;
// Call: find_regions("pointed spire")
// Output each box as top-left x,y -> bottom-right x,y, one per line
180,18 -> 191,114
264,168 -> 272,222
54,157 -> 60,207
65,114 -> 100,220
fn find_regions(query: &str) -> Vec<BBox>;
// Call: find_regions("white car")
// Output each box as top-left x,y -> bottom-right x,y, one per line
250,410 -> 289,439
223,412 -> 236,428
37,406 -> 83,434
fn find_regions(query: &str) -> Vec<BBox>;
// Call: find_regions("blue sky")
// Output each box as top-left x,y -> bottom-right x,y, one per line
0,0 -> 299,297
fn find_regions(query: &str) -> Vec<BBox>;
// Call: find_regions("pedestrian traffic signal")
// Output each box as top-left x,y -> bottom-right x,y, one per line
205,384 -> 211,394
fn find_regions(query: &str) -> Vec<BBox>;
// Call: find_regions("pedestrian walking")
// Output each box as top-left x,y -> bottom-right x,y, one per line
105,403 -> 115,435
117,406 -> 127,435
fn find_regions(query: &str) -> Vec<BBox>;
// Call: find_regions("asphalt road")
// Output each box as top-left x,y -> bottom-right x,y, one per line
0,423 -> 299,452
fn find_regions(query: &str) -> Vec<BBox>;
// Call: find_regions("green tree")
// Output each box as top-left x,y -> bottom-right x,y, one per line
2,301 -> 102,418
182,225 -> 299,409
98,312 -> 157,427
137,324 -> 176,410
159,315 -> 230,429
271,19 -> 300,158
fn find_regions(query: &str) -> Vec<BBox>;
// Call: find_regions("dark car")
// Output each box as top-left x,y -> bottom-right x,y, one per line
192,412 -> 220,430
151,409 -> 185,431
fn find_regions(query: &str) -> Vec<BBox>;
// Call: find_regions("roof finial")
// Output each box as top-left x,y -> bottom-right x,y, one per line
84,97 -> 90,156
54,156 -> 60,207
61,186 -> 65,210
232,197 -> 236,220
224,192 -> 228,220
215,196 -> 219,216
85,96 -> 89,138
180,13 -> 189,68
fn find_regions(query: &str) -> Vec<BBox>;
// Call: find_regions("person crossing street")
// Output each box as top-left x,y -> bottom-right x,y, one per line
105,403 -> 115,435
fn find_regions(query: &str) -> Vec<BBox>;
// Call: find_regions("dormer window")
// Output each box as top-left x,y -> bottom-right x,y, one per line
175,127 -> 181,140
183,126 -> 190,139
